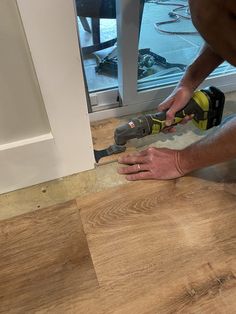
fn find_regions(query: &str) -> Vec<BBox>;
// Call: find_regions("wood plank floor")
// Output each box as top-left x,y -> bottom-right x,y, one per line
0,201 -> 102,314
78,165 -> 236,314
2,163 -> 236,313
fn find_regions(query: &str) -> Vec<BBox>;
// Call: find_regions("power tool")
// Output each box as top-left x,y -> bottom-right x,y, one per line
96,48 -> 186,79
94,86 -> 225,163
114,86 -> 225,146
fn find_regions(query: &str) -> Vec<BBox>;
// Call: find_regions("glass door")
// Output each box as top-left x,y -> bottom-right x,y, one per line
76,0 -> 120,113
76,0 -> 236,117
116,0 -> 236,110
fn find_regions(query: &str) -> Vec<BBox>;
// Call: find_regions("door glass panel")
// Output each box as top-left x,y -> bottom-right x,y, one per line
76,0 -> 118,93
137,0 -> 235,91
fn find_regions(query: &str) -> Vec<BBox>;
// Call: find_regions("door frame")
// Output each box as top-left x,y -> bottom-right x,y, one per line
0,0 -> 94,194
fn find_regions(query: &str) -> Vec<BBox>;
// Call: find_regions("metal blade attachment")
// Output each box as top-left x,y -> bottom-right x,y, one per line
94,144 -> 126,163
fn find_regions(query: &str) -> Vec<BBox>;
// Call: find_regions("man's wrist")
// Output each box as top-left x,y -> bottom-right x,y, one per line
174,150 -> 186,176
176,146 -> 198,176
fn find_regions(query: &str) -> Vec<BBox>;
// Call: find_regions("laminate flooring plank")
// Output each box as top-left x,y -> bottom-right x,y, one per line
0,201 -> 102,314
78,170 -> 236,314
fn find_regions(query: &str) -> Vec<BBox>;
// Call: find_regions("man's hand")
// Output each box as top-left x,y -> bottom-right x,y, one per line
158,86 -> 193,126
118,116 -> 236,181
117,147 -> 185,181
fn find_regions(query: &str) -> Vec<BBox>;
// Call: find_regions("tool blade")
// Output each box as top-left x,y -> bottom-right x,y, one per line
94,144 -> 126,163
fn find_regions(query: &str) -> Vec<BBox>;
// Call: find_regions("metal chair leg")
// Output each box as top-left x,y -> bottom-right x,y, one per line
79,17 -> 91,33
91,18 -> 101,44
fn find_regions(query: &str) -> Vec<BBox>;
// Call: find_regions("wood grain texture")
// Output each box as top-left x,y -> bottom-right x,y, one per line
0,201 -> 102,314
78,167 -> 236,314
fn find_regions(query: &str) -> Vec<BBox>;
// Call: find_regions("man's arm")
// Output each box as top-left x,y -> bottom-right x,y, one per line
118,116 -> 236,180
117,0 -> 236,181
189,0 -> 236,67
178,44 -> 223,92
179,116 -> 236,174
159,0 -> 236,123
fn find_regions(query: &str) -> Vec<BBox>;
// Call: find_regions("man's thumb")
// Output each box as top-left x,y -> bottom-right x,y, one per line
165,108 -> 176,126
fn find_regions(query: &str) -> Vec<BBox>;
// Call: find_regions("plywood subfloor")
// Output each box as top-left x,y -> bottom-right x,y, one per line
78,165 -> 236,314
0,201 -> 102,314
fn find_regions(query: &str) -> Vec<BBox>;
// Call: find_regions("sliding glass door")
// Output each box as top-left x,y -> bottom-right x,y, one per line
117,0 -> 236,109
76,0 -> 236,116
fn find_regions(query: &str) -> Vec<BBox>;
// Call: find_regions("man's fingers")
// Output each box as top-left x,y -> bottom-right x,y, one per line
126,171 -> 153,181
118,149 -> 153,165
118,163 -> 148,174
180,114 -> 194,125
166,101 -> 191,125
164,114 -> 193,129
120,150 -> 147,158
163,127 -> 176,134
118,154 -> 147,165
165,109 -> 177,126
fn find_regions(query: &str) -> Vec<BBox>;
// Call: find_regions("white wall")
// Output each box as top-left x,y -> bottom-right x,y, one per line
0,0 -> 50,145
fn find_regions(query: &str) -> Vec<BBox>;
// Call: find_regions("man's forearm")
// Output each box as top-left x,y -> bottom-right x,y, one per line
179,116 -> 236,174
178,43 -> 223,92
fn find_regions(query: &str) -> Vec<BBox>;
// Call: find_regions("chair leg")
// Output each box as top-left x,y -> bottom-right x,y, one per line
82,38 -> 117,55
79,17 -> 91,33
91,18 -> 101,45
81,17 -> 117,55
